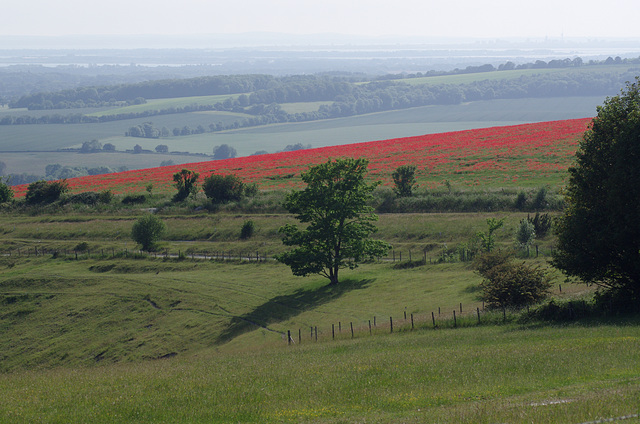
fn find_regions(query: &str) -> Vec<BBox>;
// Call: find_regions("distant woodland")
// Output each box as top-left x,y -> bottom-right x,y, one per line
2,56 -> 639,134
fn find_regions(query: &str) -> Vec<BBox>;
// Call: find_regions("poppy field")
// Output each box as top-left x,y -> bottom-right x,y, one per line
11,118 -> 591,197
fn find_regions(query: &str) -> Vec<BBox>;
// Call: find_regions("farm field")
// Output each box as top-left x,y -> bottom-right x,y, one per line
9,117 -> 591,198
397,63 -> 636,86
0,96 -> 601,176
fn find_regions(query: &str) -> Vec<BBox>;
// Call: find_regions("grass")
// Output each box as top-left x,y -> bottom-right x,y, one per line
0,319 -> 638,423
395,64 -> 634,86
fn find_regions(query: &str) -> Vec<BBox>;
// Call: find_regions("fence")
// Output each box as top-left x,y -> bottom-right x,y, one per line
282,302 -> 519,346
1,243 -> 555,264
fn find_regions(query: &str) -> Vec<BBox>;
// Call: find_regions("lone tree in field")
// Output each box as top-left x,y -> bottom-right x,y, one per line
172,169 -> 199,202
552,77 -> 640,304
275,158 -> 391,285
392,165 -> 417,197
131,214 -> 166,251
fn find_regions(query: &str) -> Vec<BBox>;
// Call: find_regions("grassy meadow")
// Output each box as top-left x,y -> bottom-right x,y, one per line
2,111 -> 640,422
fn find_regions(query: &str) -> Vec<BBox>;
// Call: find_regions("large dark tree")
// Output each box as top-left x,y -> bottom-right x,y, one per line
552,77 -> 640,301
275,158 -> 390,285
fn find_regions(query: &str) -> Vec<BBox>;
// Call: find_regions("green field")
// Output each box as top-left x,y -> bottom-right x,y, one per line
396,64 -> 636,86
0,207 -> 636,423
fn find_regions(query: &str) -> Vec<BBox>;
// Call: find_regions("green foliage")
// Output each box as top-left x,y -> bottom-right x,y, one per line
172,169 -> 199,202
25,180 -> 69,204
240,220 -> 255,239
514,191 -> 527,210
476,218 -> 505,252
392,165 -> 417,197
122,194 -> 146,205
553,77 -> 640,301
531,186 -> 548,210
0,176 -> 13,203
475,251 -> 553,309
202,174 -> 245,204
275,158 -> 391,285
528,212 -> 552,238
514,218 -> 536,250
131,214 -> 166,251
98,190 -> 113,204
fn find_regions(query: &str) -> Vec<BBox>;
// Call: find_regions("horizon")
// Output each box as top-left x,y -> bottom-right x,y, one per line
3,0 -> 640,49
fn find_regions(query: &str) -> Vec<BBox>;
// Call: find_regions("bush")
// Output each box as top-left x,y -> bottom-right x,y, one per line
173,169 -> 199,202
67,192 -> 100,205
392,165 -> 417,197
122,194 -> 146,205
25,180 -> 69,204
528,212 -> 552,238
98,190 -> 113,204
240,220 -> 255,239
202,174 -> 245,204
0,177 -> 13,203
475,251 -> 553,310
131,214 -> 166,251
514,218 -> 536,250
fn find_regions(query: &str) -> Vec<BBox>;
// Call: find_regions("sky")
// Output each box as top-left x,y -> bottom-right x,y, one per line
2,0 -> 639,41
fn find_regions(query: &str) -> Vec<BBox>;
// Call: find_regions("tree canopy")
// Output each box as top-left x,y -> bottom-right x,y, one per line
552,77 -> 640,302
275,158 -> 390,285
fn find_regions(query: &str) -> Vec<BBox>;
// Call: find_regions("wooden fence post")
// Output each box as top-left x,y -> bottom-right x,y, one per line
332,324 -> 335,340
411,313 -> 414,330
390,317 -> 393,333
288,330 -> 291,345
453,310 -> 457,328
369,320 -> 372,335
477,307 -> 481,324
350,322 -> 354,339
432,312 -> 436,328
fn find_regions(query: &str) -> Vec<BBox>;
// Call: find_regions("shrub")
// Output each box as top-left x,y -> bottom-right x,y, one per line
131,214 -> 166,251
514,218 -> 536,250
475,251 -> 553,310
122,194 -> 146,205
98,190 -> 113,204
25,180 -> 69,204
392,165 -> 417,197
528,212 -> 552,238
0,177 -> 13,203
514,191 -> 527,210
202,174 -> 245,204
531,186 -> 548,210
67,192 -> 100,205
240,220 -> 255,239
173,169 -> 199,202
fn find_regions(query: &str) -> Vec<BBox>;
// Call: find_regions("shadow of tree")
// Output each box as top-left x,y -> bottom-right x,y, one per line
215,278 -> 374,344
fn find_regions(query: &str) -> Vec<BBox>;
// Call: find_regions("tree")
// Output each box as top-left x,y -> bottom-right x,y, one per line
476,218 -> 504,253
552,77 -> 640,301
25,180 -> 69,204
202,174 -> 245,204
391,165 -> 417,197
475,251 -> 553,310
213,144 -> 237,160
514,218 -> 536,252
0,161 -> 6,175
155,144 -> 169,153
131,214 -> 166,251
0,176 -> 13,203
103,143 -> 116,152
172,169 -> 199,201
80,139 -> 102,153
275,158 -> 391,285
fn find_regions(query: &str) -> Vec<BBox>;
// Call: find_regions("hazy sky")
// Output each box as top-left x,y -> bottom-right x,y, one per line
3,0 -> 639,40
